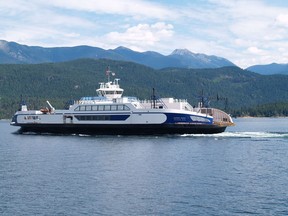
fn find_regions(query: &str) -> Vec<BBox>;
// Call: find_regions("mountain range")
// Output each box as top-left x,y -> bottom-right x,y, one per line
246,63 -> 288,75
0,40 -> 235,69
0,40 -> 287,75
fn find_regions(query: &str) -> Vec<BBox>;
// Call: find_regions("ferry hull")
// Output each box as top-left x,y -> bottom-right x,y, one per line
16,123 -> 227,135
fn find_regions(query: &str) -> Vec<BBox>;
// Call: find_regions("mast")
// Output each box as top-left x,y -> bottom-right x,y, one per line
106,66 -> 111,82
152,88 -> 156,109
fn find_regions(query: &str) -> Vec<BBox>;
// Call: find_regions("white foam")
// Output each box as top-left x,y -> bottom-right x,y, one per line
181,132 -> 288,138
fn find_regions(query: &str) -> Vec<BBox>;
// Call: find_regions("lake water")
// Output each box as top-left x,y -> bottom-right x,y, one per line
1,118 -> 288,215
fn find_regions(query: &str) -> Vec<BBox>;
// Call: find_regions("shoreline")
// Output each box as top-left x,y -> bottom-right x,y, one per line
237,116 -> 288,118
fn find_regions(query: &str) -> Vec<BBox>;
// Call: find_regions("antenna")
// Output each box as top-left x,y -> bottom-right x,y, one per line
152,88 -> 156,109
106,66 -> 111,82
198,89 -> 210,108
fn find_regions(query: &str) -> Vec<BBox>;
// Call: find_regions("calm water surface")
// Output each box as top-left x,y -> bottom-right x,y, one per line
1,118 -> 288,215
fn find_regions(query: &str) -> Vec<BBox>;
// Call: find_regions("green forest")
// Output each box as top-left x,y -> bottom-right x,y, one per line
0,58 -> 288,119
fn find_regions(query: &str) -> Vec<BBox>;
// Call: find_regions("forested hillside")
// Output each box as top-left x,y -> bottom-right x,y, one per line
0,59 -> 288,119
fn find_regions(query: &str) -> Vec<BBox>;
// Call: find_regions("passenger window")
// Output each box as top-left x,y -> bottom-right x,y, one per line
104,105 -> 111,111
117,105 -> 123,110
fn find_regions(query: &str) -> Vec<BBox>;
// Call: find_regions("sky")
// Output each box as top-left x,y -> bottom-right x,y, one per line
1,0 -> 288,68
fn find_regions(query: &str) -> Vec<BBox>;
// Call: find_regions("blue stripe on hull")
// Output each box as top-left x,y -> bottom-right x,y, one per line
164,113 -> 213,124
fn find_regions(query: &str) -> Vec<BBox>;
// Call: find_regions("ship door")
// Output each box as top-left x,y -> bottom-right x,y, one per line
63,115 -> 73,124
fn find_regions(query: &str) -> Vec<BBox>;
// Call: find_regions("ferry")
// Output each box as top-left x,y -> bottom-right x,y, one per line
11,70 -> 234,135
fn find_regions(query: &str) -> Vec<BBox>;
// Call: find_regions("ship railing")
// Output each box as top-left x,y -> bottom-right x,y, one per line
122,97 -> 138,102
75,96 -> 111,104
183,102 -> 194,111
174,99 -> 187,103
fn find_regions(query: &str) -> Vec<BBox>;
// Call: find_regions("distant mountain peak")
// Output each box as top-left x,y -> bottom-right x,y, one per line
170,49 -> 194,56
114,46 -> 132,51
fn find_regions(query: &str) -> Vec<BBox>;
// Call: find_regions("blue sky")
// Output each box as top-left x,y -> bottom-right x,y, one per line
1,0 -> 288,68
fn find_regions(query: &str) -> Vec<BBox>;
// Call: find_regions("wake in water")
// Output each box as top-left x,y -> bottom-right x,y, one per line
181,131 -> 288,139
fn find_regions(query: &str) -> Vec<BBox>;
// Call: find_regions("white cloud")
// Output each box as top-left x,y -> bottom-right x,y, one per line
247,47 -> 266,55
105,22 -> 174,51
46,0 -> 173,20
275,14 -> 288,27
0,0 -> 99,47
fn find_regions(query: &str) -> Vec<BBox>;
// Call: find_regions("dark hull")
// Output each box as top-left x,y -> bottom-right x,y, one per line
16,123 -> 227,135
